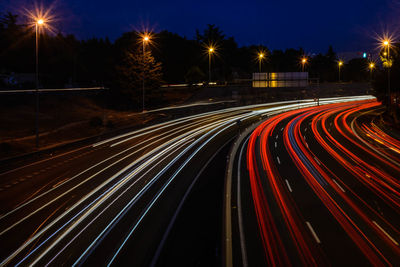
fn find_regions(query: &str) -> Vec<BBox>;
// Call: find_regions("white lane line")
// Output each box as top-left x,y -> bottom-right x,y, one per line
275,142 -> 277,148
305,127 -> 307,132
281,127 -> 284,131
306,221 -> 321,244
372,221 -> 399,246
285,179 -> 293,192
332,179 -> 346,193
276,156 -> 281,165
275,134 -> 279,139
237,138 -> 250,267
313,156 -> 321,165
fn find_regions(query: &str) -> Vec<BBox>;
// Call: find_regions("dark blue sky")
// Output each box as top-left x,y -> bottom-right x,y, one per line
1,0 -> 399,53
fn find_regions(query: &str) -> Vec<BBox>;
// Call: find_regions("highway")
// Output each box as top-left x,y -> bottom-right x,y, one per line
0,96 -> 381,266
226,98 -> 400,266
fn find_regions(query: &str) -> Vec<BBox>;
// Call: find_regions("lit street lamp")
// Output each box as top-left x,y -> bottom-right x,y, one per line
258,52 -> 264,73
382,39 -> 391,106
142,34 -> 150,112
35,18 -> 44,148
338,61 -> 343,82
369,62 -> 375,81
208,46 -> 214,83
301,57 -> 307,72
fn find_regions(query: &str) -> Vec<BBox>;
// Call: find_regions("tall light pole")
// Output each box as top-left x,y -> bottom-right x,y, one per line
35,18 -> 44,148
369,62 -> 375,82
383,39 -> 391,107
142,34 -> 150,112
338,61 -> 343,82
301,57 -> 307,72
258,53 -> 264,73
208,47 -> 214,83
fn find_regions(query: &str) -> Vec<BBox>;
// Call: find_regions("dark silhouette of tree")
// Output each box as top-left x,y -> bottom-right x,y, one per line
309,45 -> 337,82
185,66 -> 206,83
114,34 -> 162,104
342,58 -> 369,82
196,24 -> 225,44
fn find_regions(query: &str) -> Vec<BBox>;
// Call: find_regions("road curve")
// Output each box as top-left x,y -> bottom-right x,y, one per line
227,99 -> 400,266
0,96 -> 374,266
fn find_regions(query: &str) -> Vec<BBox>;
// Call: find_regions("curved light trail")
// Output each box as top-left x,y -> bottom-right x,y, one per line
232,99 -> 400,266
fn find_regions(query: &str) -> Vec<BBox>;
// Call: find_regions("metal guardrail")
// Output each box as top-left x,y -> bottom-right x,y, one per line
0,87 -> 108,93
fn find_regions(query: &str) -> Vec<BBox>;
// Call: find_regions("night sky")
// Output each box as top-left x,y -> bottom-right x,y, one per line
1,0 -> 399,53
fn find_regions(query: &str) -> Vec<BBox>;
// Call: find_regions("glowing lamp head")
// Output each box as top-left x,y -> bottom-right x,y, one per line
302,58 -> 307,64
209,47 -> 214,53
143,36 -> 149,42
37,19 -> 44,25
383,40 -> 389,46
369,63 -> 375,69
338,61 -> 343,66
259,53 -> 264,59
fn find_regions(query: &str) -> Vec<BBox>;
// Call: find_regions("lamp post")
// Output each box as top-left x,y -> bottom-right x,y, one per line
258,53 -> 264,73
35,19 -> 44,148
383,40 -> 391,106
369,62 -> 375,82
301,57 -> 307,72
208,47 -> 214,83
338,61 -> 343,82
142,34 -> 149,112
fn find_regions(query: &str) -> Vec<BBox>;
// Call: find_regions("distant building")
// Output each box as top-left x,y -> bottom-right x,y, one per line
252,72 -> 308,88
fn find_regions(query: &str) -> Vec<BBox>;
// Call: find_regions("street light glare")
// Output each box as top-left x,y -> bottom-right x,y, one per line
209,47 -> 214,53
37,19 -> 44,25
259,53 -> 264,59
302,58 -> 307,64
338,61 -> 343,66
383,40 -> 389,46
144,36 -> 149,42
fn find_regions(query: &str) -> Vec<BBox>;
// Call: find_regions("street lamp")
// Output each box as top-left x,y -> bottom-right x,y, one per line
35,18 -> 44,148
338,61 -> 343,82
369,62 -> 375,80
208,46 -> 215,83
142,34 -> 150,112
258,53 -> 264,73
382,39 -> 391,106
301,57 -> 307,72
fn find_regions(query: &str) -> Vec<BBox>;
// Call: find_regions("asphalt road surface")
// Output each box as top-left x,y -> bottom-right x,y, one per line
226,98 -> 400,266
0,96 -> 382,266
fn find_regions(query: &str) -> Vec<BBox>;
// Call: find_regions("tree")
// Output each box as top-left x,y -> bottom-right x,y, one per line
114,43 -> 162,104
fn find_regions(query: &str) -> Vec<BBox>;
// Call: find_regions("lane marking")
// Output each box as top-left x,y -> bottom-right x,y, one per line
285,179 -> 293,192
275,142 -> 277,148
275,134 -> 279,139
332,179 -> 346,193
313,156 -> 321,165
276,156 -> 281,165
372,221 -> 399,246
306,221 -> 321,244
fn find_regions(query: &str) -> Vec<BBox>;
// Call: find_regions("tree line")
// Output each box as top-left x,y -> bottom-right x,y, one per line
1,11 -> 397,106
